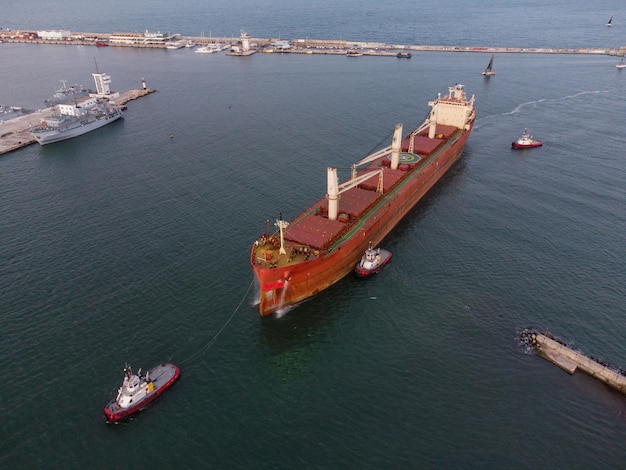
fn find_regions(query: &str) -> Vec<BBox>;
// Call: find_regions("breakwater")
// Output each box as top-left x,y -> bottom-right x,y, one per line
520,328 -> 626,395
2,30 -> 625,57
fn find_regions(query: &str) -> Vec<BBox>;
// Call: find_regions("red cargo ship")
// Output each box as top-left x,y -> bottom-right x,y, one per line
250,84 -> 476,316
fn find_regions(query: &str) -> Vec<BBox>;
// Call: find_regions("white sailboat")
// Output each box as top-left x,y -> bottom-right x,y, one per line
195,30 -> 225,54
482,54 -> 496,76
616,58 -> 626,69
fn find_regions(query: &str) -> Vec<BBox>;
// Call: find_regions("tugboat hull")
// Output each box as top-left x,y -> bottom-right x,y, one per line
355,249 -> 392,277
512,141 -> 543,149
103,363 -> 180,422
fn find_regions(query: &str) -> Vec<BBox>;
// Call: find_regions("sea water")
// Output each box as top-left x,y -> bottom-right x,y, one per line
1,1 -> 625,468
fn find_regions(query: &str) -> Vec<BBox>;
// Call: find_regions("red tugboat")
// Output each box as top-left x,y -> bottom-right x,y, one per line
250,84 -> 476,316
103,363 -> 180,422
355,242 -> 392,277
512,128 -> 543,149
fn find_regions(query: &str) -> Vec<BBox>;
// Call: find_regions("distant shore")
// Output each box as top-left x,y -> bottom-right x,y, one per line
2,31 -> 625,57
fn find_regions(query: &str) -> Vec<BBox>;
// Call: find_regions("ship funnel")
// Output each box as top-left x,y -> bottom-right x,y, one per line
327,167 -> 339,221
390,123 -> 403,170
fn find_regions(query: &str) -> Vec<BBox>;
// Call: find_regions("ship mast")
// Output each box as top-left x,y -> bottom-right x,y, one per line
389,123 -> 403,170
428,93 -> 440,139
327,168 -> 383,220
275,213 -> 289,255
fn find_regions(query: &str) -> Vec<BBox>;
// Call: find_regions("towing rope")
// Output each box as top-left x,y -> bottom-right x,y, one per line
177,279 -> 254,365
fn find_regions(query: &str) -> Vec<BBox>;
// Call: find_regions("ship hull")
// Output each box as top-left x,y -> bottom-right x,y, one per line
512,141 -> 542,149
252,123 -> 473,316
31,110 -> 123,145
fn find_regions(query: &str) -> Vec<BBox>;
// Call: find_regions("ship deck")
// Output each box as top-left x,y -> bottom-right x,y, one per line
277,123 -> 458,252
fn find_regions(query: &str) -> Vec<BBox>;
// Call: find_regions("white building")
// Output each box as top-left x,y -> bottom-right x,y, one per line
37,30 -> 71,40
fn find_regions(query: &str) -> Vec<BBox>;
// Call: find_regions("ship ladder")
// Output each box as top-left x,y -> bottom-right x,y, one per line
408,131 -> 418,154
376,172 -> 384,194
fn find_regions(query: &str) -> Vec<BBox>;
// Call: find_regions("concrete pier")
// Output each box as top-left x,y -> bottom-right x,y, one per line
521,328 -> 626,394
0,88 -> 154,156
2,30 -> 625,57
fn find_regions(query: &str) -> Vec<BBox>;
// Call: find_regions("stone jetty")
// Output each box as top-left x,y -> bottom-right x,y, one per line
520,328 -> 626,395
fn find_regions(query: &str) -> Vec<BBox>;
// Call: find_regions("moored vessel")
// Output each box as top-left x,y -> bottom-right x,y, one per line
195,43 -> 226,54
250,84 -> 476,315
103,363 -> 180,422
355,243 -> 392,277
0,104 -> 33,122
166,40 -> 185,49
44,80 -> 92,106
511,128 -> 542,149
30,100 -> 123,145
31,69 -> 123,145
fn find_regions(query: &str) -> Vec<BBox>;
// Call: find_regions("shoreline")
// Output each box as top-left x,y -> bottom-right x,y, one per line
2,32 -> 625,57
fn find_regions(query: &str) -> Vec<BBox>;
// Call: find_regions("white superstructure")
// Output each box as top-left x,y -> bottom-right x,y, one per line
109,30 -> 180,46
92,72 -> 111,95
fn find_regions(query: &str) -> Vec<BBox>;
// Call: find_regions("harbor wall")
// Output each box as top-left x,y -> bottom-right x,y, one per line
2,30 -> 625,56
534,333 -> 626,394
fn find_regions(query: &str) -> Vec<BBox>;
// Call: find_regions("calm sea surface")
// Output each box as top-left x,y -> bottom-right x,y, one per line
1,1 -> 625,468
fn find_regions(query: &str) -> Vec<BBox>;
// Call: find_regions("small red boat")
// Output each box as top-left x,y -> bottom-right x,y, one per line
512,128 -> 542,149
103,363 -> 180,422
96,42 -> 108,47
355,243 -> 392,277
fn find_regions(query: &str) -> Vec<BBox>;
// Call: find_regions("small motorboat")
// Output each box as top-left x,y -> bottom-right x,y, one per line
616,58 -> 626,69
512,128 -> 543,149
355,243 -> 392,277
103,363 -> 180,422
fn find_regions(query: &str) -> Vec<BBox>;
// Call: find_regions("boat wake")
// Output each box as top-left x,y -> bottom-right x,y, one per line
274,304 -> 297,318
252,277 -> 261,306
474,89 -> 613,130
